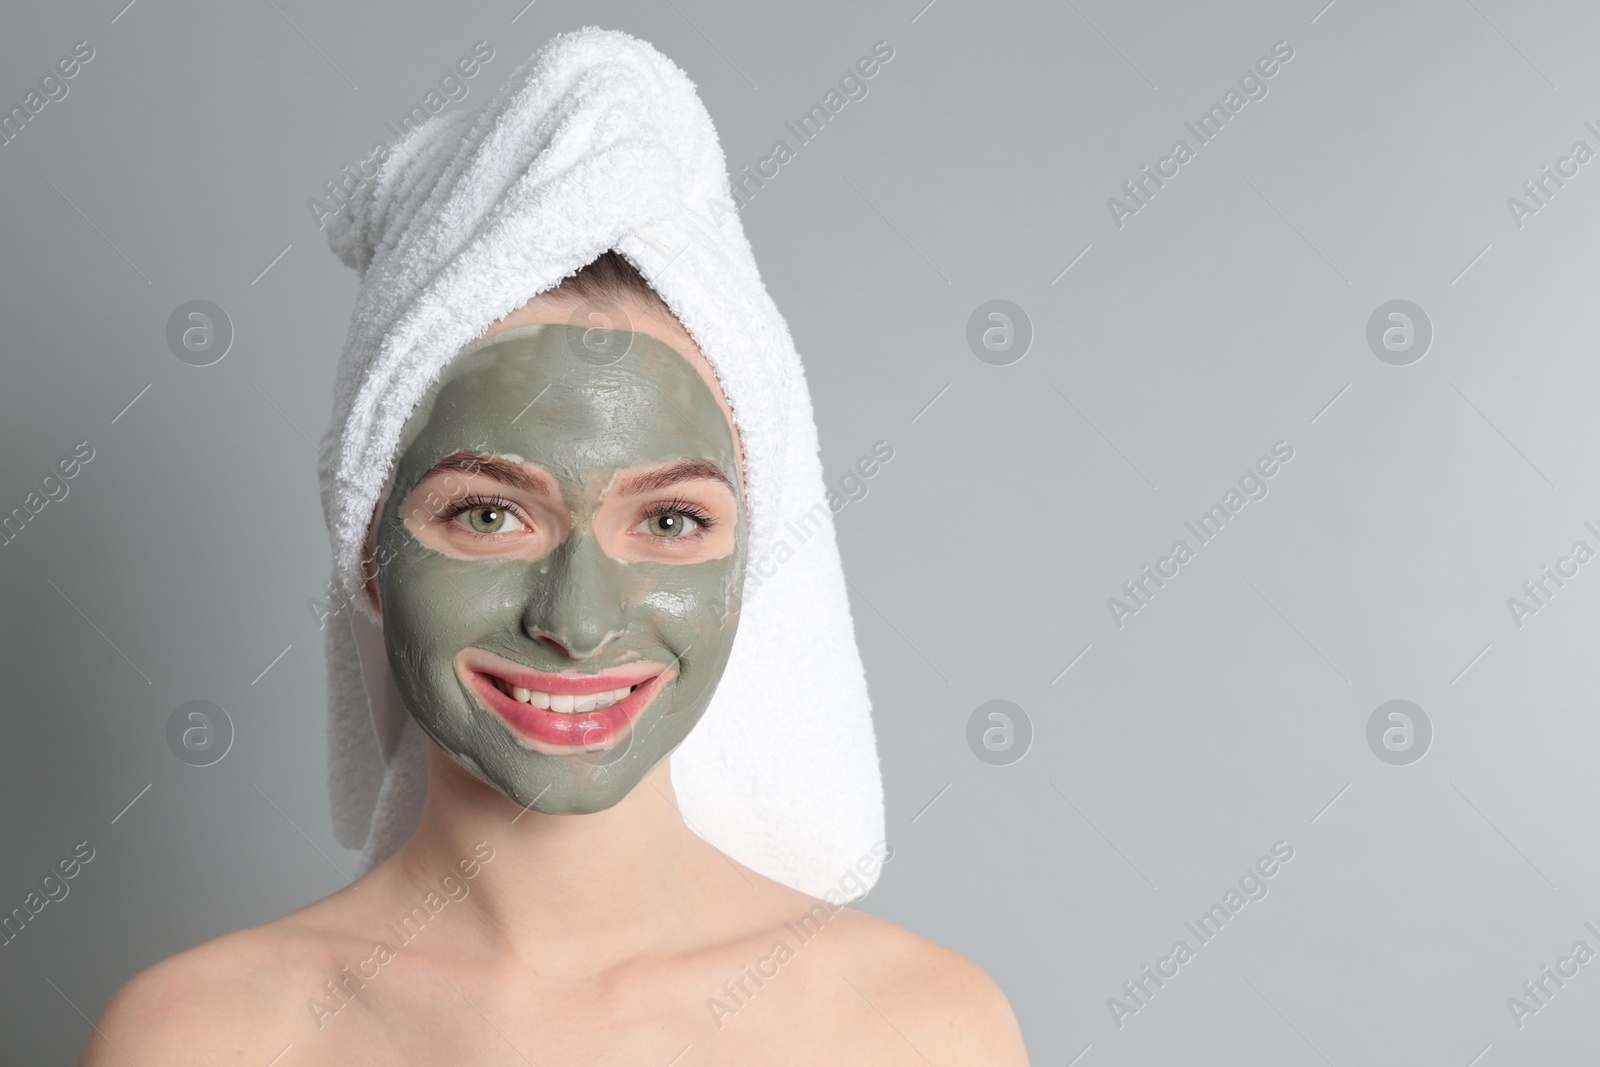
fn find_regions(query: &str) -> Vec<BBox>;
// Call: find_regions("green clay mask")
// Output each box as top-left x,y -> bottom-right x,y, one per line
374,324 -> 746,813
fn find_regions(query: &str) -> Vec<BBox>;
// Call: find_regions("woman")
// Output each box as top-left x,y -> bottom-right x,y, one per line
81,29 -> 1028,1065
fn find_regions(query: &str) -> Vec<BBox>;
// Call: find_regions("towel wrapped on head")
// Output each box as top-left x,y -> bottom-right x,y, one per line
317,26 -> 886,898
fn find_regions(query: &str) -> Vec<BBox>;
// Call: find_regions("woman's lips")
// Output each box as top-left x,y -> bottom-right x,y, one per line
458,650 -> 669,753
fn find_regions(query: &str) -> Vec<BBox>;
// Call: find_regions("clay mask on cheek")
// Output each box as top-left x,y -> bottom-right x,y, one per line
374,324 -> 746,814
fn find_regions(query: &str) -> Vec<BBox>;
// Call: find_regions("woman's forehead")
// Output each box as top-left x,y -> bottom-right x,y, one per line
400,325 -> 740,488
481,292 -> 737,429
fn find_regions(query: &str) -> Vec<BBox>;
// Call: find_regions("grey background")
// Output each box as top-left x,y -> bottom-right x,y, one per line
3,0 -> 1598,1063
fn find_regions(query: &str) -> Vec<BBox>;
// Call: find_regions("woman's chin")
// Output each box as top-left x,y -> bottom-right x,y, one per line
493,777 -> 646,816
415,711 -> 682,816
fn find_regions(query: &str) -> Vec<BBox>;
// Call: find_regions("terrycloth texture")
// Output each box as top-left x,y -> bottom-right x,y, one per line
317,27 -> 885,899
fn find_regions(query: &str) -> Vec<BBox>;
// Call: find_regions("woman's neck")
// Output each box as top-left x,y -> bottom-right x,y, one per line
380,744 -> 747,974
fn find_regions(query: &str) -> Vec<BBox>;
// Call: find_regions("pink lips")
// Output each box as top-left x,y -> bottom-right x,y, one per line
456,649 -> 669,753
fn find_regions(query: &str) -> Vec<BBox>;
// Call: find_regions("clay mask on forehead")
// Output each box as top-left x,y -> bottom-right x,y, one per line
374,323 -> 746,814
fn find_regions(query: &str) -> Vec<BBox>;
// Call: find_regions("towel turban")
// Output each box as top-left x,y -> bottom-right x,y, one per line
316,26 -> 886,898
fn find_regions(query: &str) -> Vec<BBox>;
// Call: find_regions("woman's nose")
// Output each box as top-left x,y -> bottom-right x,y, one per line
521,532 -> 627,660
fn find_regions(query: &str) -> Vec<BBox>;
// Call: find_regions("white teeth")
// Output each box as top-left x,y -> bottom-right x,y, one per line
500,681 -> 640,712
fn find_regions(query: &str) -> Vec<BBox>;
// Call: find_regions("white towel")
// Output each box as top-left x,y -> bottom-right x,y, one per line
316,27 -> 885,899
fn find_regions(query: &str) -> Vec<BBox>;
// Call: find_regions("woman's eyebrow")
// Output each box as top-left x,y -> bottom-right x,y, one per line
613,459 -> 734,496
424,451 -> 555,496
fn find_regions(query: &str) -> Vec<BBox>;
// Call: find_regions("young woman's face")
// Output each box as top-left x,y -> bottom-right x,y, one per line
373,323 -> 745,813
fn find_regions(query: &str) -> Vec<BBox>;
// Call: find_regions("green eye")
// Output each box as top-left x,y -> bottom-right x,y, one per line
459,505 -> 523,534
642,511 -> 700,537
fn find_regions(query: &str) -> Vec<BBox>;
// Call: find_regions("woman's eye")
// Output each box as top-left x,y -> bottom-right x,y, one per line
456,505 -> 525,535
639,511 -> 701,538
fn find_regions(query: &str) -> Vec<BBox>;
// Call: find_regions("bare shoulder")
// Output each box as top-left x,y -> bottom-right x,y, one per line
78,907 -> 347,1066
798,903 -> 1031,1065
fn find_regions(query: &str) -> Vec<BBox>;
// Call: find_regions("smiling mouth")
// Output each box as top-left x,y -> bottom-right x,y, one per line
489,676 -> 641,713
457,650 -> 670,755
